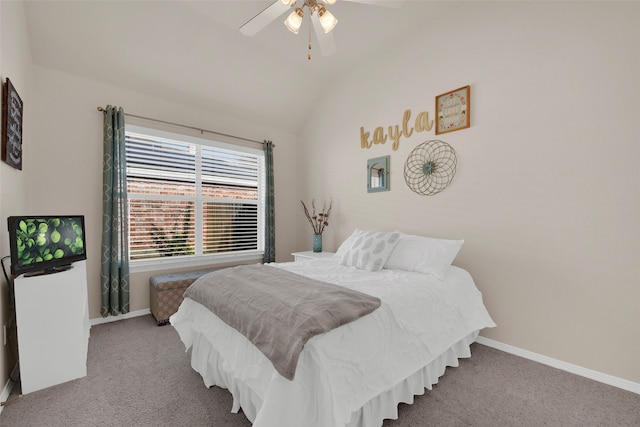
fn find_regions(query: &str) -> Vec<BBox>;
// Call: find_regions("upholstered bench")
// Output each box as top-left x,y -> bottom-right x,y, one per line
150,269 -> 217,325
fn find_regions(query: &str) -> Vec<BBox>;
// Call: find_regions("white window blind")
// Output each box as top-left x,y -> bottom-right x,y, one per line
124,127 -> 264,264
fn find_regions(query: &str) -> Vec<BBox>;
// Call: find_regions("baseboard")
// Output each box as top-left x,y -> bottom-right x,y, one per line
0,364 -> 19,415
475,336 -> 640,395
0,377 -> 11,415
89,308 -> 151,326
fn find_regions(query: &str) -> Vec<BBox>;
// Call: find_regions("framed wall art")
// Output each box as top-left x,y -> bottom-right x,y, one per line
435,85 -> 470,135
367,155 -> 390,193
2,77 -> 24,170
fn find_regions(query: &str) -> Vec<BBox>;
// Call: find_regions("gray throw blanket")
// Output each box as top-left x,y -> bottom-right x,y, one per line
183,264 -> 381,380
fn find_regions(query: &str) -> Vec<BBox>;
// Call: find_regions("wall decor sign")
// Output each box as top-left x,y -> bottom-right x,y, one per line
2,78 -> 24,170
435,85 -> 470,135
360,109 -> 434,151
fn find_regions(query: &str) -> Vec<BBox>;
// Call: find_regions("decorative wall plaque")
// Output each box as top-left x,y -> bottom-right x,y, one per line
2,78 -> 24,170
435,85 -> 470,135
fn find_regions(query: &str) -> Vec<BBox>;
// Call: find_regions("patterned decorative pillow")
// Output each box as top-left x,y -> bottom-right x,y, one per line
339,230 -> 401,271
335,228 -> 364,259
384,233 -> 464,279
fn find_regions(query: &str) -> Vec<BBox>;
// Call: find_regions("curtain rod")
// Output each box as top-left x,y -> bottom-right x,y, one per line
96,106 -> 272,147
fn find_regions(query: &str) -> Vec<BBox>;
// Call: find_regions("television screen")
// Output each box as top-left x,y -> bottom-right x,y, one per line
7,215 -> 87,277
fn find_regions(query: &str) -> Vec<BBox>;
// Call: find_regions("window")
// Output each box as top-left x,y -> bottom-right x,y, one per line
125,125 -> 265,270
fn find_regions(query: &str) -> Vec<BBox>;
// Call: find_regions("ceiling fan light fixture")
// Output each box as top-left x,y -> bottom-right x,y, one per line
280,0 -> 297,6
317,5 -> 338,33
284,8 -> 304,34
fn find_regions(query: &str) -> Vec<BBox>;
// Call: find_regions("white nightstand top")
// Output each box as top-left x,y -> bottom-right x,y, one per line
291,251 -> 336,261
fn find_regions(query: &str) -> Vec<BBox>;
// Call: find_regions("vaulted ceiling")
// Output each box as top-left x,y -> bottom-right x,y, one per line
23,1 -> 450,132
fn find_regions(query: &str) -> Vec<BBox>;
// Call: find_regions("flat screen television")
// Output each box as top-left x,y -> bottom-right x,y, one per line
7,215 -> 87,277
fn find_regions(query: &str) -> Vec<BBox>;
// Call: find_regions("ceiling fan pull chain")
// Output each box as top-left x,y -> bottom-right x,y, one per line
307,13 -> 312,60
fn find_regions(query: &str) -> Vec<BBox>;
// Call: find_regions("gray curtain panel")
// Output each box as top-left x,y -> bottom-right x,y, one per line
263,140 -> 275,263
101,105 -> 130,316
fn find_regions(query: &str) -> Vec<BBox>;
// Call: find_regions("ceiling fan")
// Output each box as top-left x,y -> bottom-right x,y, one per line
239,0 -> 403,60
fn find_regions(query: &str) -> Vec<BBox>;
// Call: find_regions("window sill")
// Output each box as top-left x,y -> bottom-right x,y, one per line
129,251 -> 263,274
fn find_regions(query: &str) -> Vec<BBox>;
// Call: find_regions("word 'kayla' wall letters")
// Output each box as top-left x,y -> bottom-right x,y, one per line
360,109 -> 433,151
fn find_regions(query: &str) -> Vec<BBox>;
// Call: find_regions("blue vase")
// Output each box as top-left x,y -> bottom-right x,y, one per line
313,234 -> 322,253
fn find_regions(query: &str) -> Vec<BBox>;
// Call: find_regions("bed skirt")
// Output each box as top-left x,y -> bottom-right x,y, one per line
186,323 -> 478,427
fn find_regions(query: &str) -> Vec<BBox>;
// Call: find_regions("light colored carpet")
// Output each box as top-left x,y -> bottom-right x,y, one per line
1,315 -> 638,426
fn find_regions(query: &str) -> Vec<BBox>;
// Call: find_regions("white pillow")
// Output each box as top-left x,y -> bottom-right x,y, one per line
384,234 -> 464,279
339,230 -> 401,272
335,228 -> 364,259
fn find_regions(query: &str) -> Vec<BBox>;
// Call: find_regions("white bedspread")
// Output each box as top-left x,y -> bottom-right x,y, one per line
171,257 -> 495,427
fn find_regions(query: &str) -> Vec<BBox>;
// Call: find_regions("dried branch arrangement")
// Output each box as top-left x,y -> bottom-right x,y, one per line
300,199 -> 332,235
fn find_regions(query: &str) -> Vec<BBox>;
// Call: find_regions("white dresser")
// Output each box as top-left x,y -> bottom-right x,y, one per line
13,260 -> 90,394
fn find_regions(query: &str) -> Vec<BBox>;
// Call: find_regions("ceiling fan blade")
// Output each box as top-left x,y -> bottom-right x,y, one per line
342,0 -> 405,8
311,15 -> 337,56
240,1 -> 291,36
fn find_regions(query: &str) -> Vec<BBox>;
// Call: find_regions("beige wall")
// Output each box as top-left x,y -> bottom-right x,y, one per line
297,2 -> 640,384
0,0 -> 31,396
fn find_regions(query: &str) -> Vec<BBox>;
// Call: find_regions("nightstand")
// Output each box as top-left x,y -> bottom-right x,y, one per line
292,251 -> 336,262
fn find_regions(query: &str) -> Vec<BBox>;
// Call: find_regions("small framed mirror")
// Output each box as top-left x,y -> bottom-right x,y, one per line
367,156 -> 390,193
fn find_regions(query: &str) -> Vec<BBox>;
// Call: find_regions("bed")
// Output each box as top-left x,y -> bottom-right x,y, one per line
171,230 -> 495,426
